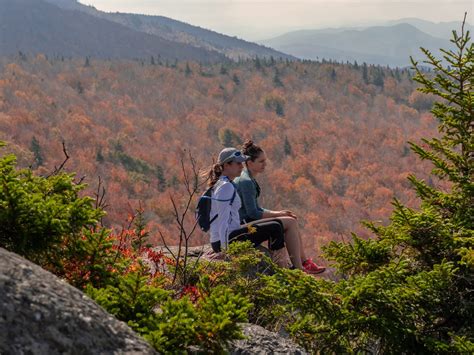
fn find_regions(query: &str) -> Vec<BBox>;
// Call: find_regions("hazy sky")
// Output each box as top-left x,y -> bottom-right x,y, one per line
79,1 -> 473,40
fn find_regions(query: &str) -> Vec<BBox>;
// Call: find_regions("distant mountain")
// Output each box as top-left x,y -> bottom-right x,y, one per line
42,0 -> 293,60
385,18 -> 473,39
262,23 -> 453,67
0,0 -> 224,61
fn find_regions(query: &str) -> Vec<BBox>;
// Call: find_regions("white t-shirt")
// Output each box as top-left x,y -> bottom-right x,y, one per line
209,176 -> 242,249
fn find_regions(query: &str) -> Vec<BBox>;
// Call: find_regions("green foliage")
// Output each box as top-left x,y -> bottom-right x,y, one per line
226,240 -> 268,268
232,73 -> 240,85
108,141 -> 152,175
200,241 -> 275,291
273,71 -> 284,87
131,207 -> 151,251
339,260 -> 459,353
95,147 -> 105,163
155,165 -> 166,192
255,269 -> 345,353
324,232 -> 392,275
88,268 -> 251,354
195,285 -> 251,352
371,67 -> 385,88
264,95 -> 285,117
30,136 -> 44,167
362,62 -> 368,84
113,151 -> 152,175
284,136 -> 292,156
275,101 -> 285,116
218,127 -> 242,147
61,227 -> 118,289
197,242 -> 347,352
319,22 -> 474,353
148,289 -> 253,354
86,266 -> 170,333
185,62 -> 192,76
0,145 -> 102,265
145,296 -> 199,353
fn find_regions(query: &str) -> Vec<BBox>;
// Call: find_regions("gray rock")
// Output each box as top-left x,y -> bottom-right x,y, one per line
229,323 -> 307,354
154,244 -> 276,277
0,248 -> 157,355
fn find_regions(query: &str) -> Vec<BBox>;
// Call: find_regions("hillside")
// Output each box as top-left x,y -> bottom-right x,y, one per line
0,54 -> 439,255
41,0 -> 293,60
0,0 -> 224,61
262,23 -> 451,67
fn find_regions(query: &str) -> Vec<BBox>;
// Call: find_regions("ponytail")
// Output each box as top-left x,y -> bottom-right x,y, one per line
207,163 -> 223,187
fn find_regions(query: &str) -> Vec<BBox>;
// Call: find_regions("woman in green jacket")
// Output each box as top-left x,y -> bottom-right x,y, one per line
234,140 -> 325,274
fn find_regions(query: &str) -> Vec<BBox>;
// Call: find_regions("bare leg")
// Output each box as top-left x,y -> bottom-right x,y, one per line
247,217 -> 308,268
278,217 -> 304,269
299,236 -> 308,262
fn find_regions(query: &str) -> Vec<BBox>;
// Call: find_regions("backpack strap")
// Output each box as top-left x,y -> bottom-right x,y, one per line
200,183 -> 236,229
209,214 -> 218,224
229,183 -> 237,206
202,182 -> 236,203
200,194 -> 234,202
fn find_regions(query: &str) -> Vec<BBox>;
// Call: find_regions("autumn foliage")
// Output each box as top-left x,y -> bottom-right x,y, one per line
0,55 -> 438,256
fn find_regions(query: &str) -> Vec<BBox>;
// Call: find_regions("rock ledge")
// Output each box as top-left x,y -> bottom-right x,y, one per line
0,248 -> 156,355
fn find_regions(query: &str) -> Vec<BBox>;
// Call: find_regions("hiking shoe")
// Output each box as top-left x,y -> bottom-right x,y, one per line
303,259 -> 326,274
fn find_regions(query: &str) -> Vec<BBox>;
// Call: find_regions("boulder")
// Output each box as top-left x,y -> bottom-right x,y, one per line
229,323 -> 307,354
0,248 -> 157,355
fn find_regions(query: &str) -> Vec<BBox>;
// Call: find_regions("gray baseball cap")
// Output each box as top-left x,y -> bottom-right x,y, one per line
218,147 -> 249,164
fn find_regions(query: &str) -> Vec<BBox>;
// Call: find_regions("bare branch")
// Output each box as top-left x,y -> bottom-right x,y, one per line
76,175 -> 86,185
47,140 -> 70,178
157,226 -> 176,261
162,149 -> 208,286
94,176 -> 108,211
169,194 -> 184,283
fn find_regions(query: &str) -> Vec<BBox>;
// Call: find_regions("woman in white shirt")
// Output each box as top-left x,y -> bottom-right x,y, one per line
207,147 -> 286,258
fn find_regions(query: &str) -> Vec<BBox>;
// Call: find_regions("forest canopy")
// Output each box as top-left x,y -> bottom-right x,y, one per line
0,54 -> 438,253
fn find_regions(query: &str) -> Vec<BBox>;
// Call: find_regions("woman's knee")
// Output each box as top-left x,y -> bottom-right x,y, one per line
279,216 -> 297,230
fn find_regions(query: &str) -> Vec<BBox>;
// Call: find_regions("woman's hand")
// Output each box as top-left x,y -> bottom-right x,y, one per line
277,210 -> 297,219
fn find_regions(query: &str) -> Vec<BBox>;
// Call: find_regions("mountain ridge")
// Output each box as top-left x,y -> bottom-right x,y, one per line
262,22 -> 454,67
0,0 -> 225,61
41,0 -> 294,60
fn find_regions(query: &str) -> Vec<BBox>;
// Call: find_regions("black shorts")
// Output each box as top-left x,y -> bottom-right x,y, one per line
211,219 -> 285,253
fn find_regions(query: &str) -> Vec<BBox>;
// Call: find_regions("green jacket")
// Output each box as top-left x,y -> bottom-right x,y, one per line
234,169 -> 267,223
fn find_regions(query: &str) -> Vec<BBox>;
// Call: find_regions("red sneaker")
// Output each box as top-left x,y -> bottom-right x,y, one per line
303,259 -> 326,274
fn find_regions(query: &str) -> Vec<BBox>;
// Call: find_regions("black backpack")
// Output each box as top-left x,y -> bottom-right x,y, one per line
195,185 -> 236,232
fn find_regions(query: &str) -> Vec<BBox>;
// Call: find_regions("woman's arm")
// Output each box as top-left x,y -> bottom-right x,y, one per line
239,179 -> 297,220
262,209 -> 297,219
238,179 -> 265,221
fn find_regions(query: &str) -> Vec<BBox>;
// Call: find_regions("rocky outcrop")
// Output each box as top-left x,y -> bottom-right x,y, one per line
229,324 -> 307,354
0,248 -> 157,355
155,244 -> 338,280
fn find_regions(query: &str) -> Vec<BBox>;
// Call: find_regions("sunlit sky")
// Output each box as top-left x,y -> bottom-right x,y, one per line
79,1 -> 473,40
